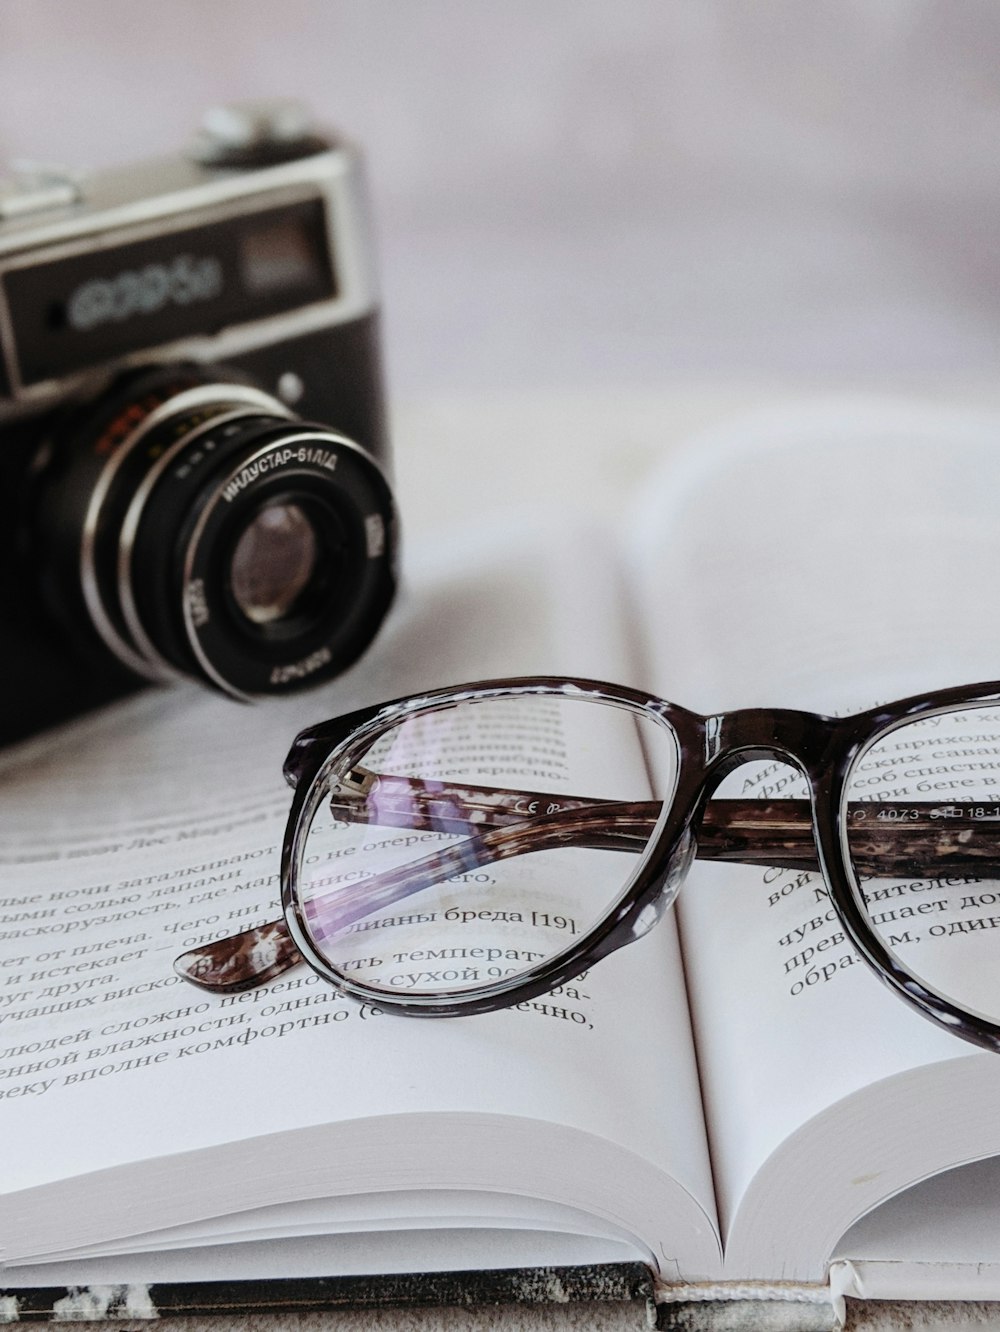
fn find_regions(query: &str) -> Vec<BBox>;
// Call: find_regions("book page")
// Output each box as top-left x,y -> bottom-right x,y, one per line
0,511 -> 719,1279
830,1156 -> 1000,1301
629,398 -> 1000,1279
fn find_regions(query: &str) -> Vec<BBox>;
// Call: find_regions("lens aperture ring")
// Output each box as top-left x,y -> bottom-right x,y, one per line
81,381 -> 285,679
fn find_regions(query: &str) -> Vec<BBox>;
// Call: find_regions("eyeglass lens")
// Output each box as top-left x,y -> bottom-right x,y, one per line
293,693 -> 679,998
845,703 -> 1000,1022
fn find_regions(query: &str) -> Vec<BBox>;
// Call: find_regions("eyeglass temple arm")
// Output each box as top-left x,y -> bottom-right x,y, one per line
173,801 -> 648,993
344,773 -> 817,861
333,771 -> 1000,876
174,772 -> 1000,994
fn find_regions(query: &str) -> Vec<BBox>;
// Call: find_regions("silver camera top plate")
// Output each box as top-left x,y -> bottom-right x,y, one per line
0,103 -> 378,417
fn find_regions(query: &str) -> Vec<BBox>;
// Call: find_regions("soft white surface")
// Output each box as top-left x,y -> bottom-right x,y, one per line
2,2 -> 1000,397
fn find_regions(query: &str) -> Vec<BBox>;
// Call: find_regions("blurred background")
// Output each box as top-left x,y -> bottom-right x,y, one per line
2,0 -> 998,402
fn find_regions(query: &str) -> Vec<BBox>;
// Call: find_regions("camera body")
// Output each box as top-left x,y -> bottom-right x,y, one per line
0,104 -> 396,745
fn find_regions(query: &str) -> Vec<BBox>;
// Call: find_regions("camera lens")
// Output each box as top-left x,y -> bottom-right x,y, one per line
35,369 -> 397,699
229,501 -> 320,626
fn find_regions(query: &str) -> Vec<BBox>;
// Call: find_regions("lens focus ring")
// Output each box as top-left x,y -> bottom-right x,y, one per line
40,372 -> 397,699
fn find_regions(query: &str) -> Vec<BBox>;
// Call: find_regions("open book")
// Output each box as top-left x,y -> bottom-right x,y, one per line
4,396 -> 1000,1322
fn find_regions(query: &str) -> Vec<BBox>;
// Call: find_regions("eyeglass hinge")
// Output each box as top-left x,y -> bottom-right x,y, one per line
336,766 -> 378,799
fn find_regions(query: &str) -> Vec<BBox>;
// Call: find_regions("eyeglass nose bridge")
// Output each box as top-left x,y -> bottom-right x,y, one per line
640,706 -> 842,908
698,705 -> 840,787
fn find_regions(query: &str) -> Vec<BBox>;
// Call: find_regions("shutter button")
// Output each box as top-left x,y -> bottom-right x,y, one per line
188,100 -> 330,167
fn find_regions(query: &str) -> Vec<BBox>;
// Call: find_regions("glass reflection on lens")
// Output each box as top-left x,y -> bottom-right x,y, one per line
293,692 -> 679,1000
230,502 -> 320,625
845,703 -> 1000,1022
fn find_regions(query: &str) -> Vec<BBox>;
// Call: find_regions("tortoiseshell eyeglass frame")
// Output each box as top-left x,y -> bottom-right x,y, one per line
173,676 -> 1000,1051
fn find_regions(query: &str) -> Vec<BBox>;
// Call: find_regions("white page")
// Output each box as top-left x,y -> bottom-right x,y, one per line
831,1156 -> 1000,1300
630,398 -> 1000,1279
0,511 -> 718,1277
0,1228 -> 643,1292
42,1188 -> 645,1259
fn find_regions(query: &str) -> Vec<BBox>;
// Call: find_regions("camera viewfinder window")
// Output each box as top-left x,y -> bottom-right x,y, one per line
240,217 -> 325,296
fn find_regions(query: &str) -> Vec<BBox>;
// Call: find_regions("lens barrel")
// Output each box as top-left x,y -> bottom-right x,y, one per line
34,371 -> 397,699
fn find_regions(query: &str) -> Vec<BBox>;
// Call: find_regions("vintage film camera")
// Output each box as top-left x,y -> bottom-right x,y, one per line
0,102 -> 397,745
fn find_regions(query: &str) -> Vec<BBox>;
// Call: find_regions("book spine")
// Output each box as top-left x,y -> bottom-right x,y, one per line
654,1285 -> 835,1331
1,1263 -> 656,1323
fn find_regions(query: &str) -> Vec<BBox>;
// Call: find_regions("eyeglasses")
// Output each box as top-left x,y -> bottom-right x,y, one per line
174,676 -> 1000,1051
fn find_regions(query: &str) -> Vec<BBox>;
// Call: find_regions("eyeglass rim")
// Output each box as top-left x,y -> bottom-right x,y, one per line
280,678 -> 691,1017
280,674 -> 1000,1046
829,696 -> 1000,1053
